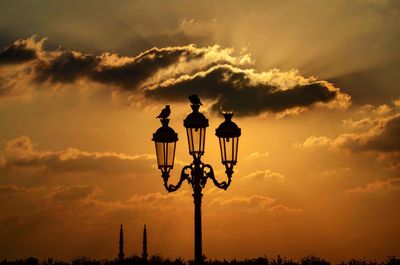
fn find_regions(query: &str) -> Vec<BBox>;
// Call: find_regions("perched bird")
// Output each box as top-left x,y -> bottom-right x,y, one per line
156,105 -> 171,119
188,94 -> 202,105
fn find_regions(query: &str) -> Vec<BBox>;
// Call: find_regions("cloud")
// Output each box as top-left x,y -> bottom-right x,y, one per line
0,184 -> 38,195
0,136 -> 155,177
4,136 -> 38,159
335,114 -> 400,153
295,107 -> 400,168
0,36 -> 42,65
243,170 -> 285,182
268,205 -> 303,214
394,98 -> 400,107
0,137 -> 306,260
208,194 -> 302,216
244,151 -> 270,160
178,18 -> 217,39
88,46 -> 216,88
33,46 -> 198,86
3,136 -> 154,162
0,184 -> 182,259
1,37 -> 249,88
145,64 -> 350,116
34,50 -> 97,84
127,191 -> 191,211
0,37 -> 351,117
320,167 -> 351,177
296,112 -> 400,154
210,195 -> 275,211
294,136 -> 332,149
342,118 -> 374,129
345,178 -> 400,193
47,185 -> 101,203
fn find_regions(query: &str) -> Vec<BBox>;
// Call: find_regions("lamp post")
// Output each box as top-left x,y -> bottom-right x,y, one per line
152,96 -> 241,265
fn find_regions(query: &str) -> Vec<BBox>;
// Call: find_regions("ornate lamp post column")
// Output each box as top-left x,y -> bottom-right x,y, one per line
152,96 -> 241,265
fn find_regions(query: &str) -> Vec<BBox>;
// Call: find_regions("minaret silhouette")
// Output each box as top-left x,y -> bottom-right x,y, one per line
142,224 -> 148,261
118,224 -> 125,260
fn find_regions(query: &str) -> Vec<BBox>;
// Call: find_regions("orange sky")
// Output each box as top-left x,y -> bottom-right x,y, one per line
0,0 -> 399,263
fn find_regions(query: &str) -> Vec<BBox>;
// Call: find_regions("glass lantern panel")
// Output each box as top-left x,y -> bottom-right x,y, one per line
200,127 -> 206,153
233,136 -> 239,162
219,137 -> 225,162
155,142 -> 165,167
186,128 -> 194,154
219,136 -> 239,165
155,142 -> 176,169
187,127 -> 206,155
166,142 -> 176,167
224,137 -> 234,162
192,128 -> 200,153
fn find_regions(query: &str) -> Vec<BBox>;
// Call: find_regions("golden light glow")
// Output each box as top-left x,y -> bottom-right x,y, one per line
0,0 -> 399,263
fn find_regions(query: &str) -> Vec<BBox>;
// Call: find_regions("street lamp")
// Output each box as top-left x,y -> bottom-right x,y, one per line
152,96 -> 241,265
152,118 -> 178,175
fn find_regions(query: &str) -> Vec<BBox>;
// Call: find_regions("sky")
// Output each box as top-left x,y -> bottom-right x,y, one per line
0,0 -> 399,262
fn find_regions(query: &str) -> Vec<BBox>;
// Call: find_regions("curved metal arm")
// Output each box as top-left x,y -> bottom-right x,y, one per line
203,164 -> 233,190
162,165 -> 192,192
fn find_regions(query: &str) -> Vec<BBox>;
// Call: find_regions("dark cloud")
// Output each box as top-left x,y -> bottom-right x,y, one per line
145,65 -> 348,116
298,113 -> 400,154
329,62 -> 400,106
90,46 -> 206,89
0,38 -> 38,65
0,37 -> 350,116
0,37 -> 214,86
343,114 -> 400,153
28,42 -> 213,88
367,116 -> 400,152
34,51 -> 97,83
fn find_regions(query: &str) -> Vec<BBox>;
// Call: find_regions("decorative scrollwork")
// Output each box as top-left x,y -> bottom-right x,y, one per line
161,161 -> 234,192
163,165 -> 192,192
203,164 -> 232,190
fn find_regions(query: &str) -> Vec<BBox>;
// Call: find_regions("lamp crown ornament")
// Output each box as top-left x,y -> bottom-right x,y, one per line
223,112 -> 233,121
152,119 -> 178,143
216,112 -> 241,138
161,118 -> 170,126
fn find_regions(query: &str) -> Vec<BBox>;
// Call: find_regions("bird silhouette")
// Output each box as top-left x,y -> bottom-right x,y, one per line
188,94 -> 202,105
156,105 -> 171,119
